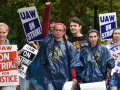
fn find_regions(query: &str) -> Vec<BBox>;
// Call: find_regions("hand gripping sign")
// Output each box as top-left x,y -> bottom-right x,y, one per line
0,45 -> 19,86
18,6 -> 43,42
99,12 -> 117,41
18,44 -> 38,78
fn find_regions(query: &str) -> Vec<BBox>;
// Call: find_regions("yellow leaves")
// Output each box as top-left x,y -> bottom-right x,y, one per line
7,3 -> 11,7
70,10 -> 75,17
56,0 -> 61,4
28,2 -> 35,6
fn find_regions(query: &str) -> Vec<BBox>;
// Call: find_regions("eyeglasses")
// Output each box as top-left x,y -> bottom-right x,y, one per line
54,29 -> 65,32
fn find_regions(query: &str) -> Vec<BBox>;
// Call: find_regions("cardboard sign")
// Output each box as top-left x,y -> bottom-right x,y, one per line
18,44 -> 38,78
18,6 -> 43,42
109,45 -> 120,75
0,45 -> 19,86
99,12 -> 117,41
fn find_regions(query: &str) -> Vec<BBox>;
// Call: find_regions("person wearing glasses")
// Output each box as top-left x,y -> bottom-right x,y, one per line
26,2 -> 82,90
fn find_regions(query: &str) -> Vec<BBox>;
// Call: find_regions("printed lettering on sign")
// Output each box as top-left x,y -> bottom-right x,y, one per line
18,44 -> 38,78
0,45 -> 19,86
18,6 -> 43,42
99,12 -> 117,41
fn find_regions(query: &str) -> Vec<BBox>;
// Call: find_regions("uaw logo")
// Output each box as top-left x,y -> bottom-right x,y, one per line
49,47 -> 62,63
110,45 -> 120,55
93,52 -> 101,66
110,45 -> 120,75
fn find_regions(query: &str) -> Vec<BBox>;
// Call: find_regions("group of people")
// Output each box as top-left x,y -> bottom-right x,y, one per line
0,1 -> 120,90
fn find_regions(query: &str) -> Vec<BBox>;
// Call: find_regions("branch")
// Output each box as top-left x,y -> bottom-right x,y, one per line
68,0 -> 75,8
110,0 -> 112,12
82,1 -> 92,9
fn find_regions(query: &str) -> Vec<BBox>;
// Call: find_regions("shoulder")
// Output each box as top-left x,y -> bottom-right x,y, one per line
67,40 -> 74,47
99,44 -> 109,51
80,43 -> 89,49
9,42 -> 16,45
67,36 -> 73,42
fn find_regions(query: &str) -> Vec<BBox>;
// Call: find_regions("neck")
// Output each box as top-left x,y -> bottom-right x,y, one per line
55,37 -> 63,41
73,32 -> 83,37
114,40 -> 120,43
90,43 -> 97,48
0,40 -> 6,45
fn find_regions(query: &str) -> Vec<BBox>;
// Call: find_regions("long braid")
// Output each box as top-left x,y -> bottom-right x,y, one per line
52,39 -> 55,57
63,35 -> 69,59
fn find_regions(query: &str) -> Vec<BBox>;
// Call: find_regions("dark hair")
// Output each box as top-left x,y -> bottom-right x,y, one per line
68,17 -> 82,26
50,21 -> 57,24
111,27 -> 120,43
87,29 -> 99,47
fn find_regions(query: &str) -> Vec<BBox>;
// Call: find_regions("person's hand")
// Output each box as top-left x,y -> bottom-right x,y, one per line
103,80 -> 108,85
13,58 -> 21,66
18,50 -> 22,55
72,79 -> 77,87
28,42 -> 38,50
78,82 -> 82,88
45,2 -> 51,6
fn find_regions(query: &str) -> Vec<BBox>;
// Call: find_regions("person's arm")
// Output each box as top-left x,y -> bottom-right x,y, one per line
13,58 -> 21,66
104,64 -> 112,85
42,2 -> 52,38
103,47 -> 115,85
70,67 -> 77,87
70,67 -> 76,80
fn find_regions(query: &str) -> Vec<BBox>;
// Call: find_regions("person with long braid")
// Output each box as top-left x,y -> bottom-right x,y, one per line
26,2 -> 82,90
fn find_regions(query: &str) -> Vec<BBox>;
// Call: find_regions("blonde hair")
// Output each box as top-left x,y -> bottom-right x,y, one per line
0,23 -> 9,31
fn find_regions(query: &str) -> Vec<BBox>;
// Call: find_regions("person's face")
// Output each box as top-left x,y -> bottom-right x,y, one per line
53,25 -> 66,40
113,29 -> 120,42
0,26 -> 8,42
50,22 -> 55,32
88,32 -> 99,46
70,21 -> 82,34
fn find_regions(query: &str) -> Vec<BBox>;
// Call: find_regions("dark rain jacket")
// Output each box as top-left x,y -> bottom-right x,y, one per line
76,43 -> 115,83
26,32 -> 82,90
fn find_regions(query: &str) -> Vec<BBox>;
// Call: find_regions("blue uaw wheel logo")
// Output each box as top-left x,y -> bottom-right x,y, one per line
110,45 -> 120,55
110,45 -> 120,75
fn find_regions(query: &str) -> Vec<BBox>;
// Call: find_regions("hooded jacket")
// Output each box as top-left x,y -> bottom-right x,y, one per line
76,43 -> 115,83
26,32 -> 82,90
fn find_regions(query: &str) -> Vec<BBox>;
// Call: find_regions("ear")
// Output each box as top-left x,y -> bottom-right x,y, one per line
97,35 -> 99,39
6,30 -> 9,35
79,25 -> 82,30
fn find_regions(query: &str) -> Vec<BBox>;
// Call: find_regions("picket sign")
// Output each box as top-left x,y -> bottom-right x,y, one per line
18,44 -> 38,78
18,6 -> 43,42
0,45 -> 19,86
99,12 -> 117,41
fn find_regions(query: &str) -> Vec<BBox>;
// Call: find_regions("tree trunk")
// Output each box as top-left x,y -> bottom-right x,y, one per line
61,0 -> 68,25
94,5 -> 97,29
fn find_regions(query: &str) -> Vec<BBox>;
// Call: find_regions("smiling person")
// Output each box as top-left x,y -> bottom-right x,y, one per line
0,23 -> 21,90
76,29 -> 115,90
106,28 -> 120,90
68,17 -> 87,52
26,2 -> 82,90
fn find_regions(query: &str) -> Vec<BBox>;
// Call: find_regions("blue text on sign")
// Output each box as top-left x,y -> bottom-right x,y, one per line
20,10 -> 36,20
